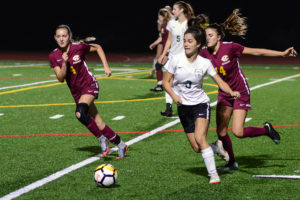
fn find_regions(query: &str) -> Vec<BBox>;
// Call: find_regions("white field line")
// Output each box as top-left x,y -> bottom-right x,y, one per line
0,69 -> 149,91
1,73 -> 299,200
49,115 -> 64,119
0,80 -> 57,90
253,175 -> 300,179
0,119 -> 181,200
0,64 -> 48,68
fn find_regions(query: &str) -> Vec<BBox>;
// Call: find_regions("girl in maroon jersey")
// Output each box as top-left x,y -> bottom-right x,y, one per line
193,10 -> 297,170
49,25 -> 129,159
149,8 -> 172,92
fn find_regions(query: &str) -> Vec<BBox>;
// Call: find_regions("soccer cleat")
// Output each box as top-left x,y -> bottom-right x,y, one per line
210,140 -> 229,162
209,173 -> 221,184
218,161 -> 239,171
264,122 -> 280,144
160,110 -> 173,117
150,85 -> 163,92
116,145 -> 129,159
99,136 -> 110,157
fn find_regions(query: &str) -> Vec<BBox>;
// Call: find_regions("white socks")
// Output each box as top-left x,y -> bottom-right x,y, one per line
201,146 -> 217,175
165,92 -> 173,104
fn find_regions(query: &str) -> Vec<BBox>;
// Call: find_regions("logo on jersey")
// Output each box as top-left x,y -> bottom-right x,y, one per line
221,55 -> 229,62
72,55 -> 81,64
194,69 -> 204,78
221,55 -> 230,65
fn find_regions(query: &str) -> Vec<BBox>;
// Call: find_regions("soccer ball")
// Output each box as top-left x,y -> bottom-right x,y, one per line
94,164 -> 117,187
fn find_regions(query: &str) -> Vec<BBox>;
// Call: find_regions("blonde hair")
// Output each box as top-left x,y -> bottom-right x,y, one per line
206,9 -> 247,39
158,8 -> 172,24
223,9 -> 247,37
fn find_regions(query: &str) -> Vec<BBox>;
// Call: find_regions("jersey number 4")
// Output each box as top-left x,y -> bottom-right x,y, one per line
70,65 -> 77,75
215,66 -> 226,76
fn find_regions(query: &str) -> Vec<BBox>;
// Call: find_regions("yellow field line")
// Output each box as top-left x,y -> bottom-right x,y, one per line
0,97 -> 165,108
0,89 -> 218,108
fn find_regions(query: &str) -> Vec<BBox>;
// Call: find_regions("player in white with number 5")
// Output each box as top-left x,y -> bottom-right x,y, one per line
163,25 -> 240,184
158,1 -> 195,117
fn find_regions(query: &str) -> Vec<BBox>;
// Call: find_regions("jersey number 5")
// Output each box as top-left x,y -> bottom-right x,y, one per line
176,35 -> 180,42
70,65 -> 77,75
215,66 -> 226,76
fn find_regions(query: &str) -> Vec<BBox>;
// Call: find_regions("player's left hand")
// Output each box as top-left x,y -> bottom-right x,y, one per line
283,47 -> 297,57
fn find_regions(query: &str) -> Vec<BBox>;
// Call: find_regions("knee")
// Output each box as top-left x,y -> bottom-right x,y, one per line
75,103 -> 91,126
232,128 -> 244,138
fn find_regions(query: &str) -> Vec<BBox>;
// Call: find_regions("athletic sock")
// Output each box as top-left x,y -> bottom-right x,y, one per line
165,92 -> 173,104
243,126 -> 267,138
156,69 -> 163,81
201,146 -> 217,174
100,125 -> 120,145
219,133 -> 236,163
86,118 -> 102,138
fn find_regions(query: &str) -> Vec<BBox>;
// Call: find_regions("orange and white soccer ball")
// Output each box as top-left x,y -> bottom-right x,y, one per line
94,164 -> 117,187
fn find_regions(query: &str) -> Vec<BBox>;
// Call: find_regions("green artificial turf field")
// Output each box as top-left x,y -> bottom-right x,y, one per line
0,60 -> 299,200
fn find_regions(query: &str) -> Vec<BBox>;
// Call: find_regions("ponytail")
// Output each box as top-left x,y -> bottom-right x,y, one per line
188,14 -> 210,29
207,9 -> 247,40
222,9 -> 247,38
174,1 -> 195,20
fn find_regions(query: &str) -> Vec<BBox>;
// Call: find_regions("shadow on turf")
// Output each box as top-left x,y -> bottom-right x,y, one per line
75,146 -> 131,160
185,154 -> 286,177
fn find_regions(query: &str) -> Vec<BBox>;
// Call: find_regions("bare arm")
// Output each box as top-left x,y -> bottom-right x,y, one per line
163,71 -> 182,104
53,52 -> 68,82
158,31 -> 172,64
149,37 -> 162,50
243,47 -> 297,57
89,43 -> 111,77
212,74 -> 240,99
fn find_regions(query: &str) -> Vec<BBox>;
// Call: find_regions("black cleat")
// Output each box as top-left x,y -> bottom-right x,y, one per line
218,161 -> 239,171
264,122 -> 280,144
160,110 -> 173,117
150,85 -> 163,92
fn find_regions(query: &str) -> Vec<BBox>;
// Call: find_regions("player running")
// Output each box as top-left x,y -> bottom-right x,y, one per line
158,1 -> 195,117
49,25 -> 129,159
163,24 -> 240,184
197,9 -> 297,170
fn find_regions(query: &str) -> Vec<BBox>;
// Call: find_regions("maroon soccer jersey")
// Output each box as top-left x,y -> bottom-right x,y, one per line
200,42 -> 250,97
160,23 -> 169,47
49,43 -> 99,102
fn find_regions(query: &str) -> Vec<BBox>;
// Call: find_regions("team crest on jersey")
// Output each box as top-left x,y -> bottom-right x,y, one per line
221,55 -> 229,62
72,55 -> 81,64
73,55 -> 80,61
221,55 -> 230,65
194,69 -> 204,78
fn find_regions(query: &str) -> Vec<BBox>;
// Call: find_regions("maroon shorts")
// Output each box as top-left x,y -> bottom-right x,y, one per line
71,81 -> 99,104
217,92 -> 252,110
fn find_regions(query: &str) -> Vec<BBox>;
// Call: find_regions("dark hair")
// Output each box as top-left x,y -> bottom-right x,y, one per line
174,1 -> 195,20
207,9 -> 247,40
184,27 -> 207,50
55,24 -> 96,43
188,14 -> 210,29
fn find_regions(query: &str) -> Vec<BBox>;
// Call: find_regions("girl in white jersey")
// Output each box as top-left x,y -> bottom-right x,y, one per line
158,1 -> 194,117
163,26 -> 240,184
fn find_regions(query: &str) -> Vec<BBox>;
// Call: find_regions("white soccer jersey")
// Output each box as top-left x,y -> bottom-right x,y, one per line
166,19 -> 187,57
167,53 -> 217,105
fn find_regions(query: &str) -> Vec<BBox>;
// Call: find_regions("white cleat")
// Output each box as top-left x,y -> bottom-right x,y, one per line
209,172 -> 221,184
210,140 -> 229,162
98,135 -> 110,157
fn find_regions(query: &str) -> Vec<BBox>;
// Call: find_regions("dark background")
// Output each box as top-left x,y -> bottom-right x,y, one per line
1,0 -> 299,54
